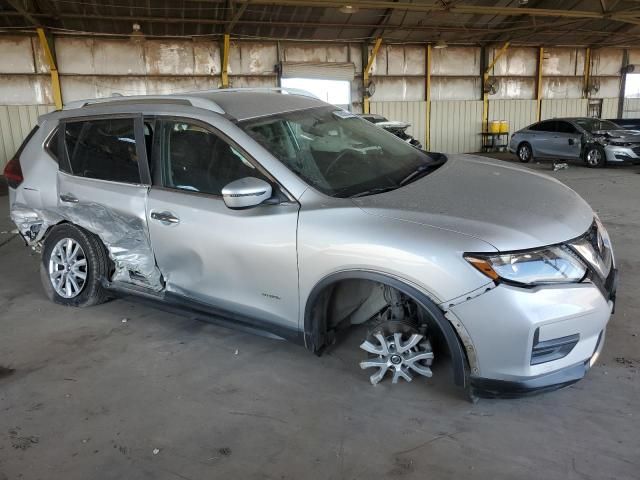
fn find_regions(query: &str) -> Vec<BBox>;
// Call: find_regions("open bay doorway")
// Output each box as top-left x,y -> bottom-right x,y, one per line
281,77 -> 351,111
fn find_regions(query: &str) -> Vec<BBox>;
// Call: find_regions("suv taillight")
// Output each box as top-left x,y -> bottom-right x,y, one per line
3,156 -> 23,188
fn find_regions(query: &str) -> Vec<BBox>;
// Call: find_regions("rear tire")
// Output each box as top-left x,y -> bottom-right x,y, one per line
584,145 -> 606,168
517,142 -> 533,163
40,224 -> 110,307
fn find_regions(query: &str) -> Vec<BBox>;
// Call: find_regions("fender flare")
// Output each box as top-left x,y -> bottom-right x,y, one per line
303,270 -> 468,388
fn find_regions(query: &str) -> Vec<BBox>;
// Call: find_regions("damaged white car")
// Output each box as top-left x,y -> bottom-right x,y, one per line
5,89 -> 617,399
510,117 -> 640,167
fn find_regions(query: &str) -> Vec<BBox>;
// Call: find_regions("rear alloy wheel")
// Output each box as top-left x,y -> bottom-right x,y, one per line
517,143 -> 533,163
584,145 -> 606,168
359,322 -> 434,385
40,224 -> 110,307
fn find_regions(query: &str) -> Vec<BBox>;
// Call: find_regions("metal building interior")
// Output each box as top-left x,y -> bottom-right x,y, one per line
0,1 -> 638,479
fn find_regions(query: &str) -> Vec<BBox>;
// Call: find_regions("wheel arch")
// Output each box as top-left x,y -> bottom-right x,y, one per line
303,270 -> 469,388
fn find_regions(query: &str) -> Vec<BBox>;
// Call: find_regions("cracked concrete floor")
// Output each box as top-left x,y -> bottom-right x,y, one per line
0,157 -> 638,480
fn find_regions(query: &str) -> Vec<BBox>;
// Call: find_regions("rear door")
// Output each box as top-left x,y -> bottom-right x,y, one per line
527,120 -> 557,157
145,117 -> 300,334
56,115 -> 158,288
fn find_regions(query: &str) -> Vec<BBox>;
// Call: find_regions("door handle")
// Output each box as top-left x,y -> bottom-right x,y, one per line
150,211 -> 180,225
59,193 -> 78,203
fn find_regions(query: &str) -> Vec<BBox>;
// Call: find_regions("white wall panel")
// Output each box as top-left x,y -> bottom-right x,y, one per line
431,47 -> 480,76
369,101 -> 427,146
541,99 -> 587,119
601,98 -> 619,119
591,49 -> 624,76
488,100 -> 537,133
431,77 -> 480,101
623,98 -> 640,118
0,105 -> 55,167
430,100 -> 483,153
0,36 -> 36,74
490,77 -> 536,100
0,76 -> 53,104
370,77 -> 424,101
490,47 -> 537,76
543,48 -> 585,76
590,77 -> 621,99
93,40 -> 145,75
542,77 -> 584,99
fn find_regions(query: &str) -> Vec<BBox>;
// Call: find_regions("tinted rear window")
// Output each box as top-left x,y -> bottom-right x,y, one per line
64,118 -> 141,184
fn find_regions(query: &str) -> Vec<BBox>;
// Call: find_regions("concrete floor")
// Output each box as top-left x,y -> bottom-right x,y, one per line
0,157 -> 638,480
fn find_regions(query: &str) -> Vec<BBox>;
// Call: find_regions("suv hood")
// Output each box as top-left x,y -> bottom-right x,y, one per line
352,155 -> 594,251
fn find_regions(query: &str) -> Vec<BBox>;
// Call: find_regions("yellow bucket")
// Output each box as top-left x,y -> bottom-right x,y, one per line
488,120 -> 501,133
499,120 -> 509,133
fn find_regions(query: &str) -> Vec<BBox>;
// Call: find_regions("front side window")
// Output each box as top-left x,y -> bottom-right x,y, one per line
64,118 -> 141,183
159,119 -> 265,195
239,107 -> 443,198
574,118 -> 620,133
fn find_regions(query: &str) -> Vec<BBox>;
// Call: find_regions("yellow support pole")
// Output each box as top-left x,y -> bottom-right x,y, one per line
583,47 -> 591,98
37,28 -> 62,110
425,44 -> 431,150
363,37 -> 382,114
536,46 -> 544,121
483,41 -> 510,132
221,33 -> 230,88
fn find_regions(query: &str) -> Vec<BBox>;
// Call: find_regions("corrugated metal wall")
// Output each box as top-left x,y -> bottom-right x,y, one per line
623,98 -> 640,118
0,105 -> 55,167
369,101 -> 427,146
488,99 -> 537,133
540,99 -> 588,119
601,98 -> 619,119
430,101 -> 483,153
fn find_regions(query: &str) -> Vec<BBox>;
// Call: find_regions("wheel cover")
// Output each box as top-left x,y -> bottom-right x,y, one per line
359,324 -> 434,385
519,145 -> 530,161
48,238 -> 88,299
586,148 -> 602,165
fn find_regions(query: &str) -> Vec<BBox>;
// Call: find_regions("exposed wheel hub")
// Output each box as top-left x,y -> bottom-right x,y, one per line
359,323 -> 434,385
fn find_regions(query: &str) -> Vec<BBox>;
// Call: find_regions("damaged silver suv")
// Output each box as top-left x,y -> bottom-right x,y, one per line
6,89 -> 617,398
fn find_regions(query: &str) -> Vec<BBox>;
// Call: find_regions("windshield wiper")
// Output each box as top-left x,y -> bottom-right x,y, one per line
349,185 -> 399,198
399,159 -> 445,186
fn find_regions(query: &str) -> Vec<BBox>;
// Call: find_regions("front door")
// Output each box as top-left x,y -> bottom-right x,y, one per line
550,121 -> 582,159
146,118 -> 300,333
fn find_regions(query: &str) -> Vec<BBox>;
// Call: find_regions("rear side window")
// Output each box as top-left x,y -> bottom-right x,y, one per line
63,118 -> 141,184
529,121 -> 556,132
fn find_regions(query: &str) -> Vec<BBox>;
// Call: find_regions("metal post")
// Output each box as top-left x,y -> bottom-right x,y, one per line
36,28 -> 62,110
363,37 -> 382,114
536,46 -> 544,121
583,47 -> 591,98
221,33 -> 230,88
483,41 -> 510,132
425,44 -> 431,150
618,49 -> 629,119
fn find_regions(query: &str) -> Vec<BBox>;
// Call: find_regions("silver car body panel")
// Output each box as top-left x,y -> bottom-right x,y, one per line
8,91 -> 615,393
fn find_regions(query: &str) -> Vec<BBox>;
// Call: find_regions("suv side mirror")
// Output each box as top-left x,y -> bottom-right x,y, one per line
221,177 -> 273,209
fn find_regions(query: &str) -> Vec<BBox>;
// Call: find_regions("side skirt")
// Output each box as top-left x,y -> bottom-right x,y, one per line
103,281 -> 304,345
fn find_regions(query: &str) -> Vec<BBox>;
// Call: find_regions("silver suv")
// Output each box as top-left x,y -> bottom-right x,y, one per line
5,89 -> 617,398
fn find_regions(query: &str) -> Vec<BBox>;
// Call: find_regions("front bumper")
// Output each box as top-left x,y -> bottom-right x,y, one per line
604,144 -> 640,164
448,268 -> 616,397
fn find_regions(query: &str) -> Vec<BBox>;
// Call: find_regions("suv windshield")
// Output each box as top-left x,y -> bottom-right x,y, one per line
239,106 -> 444,198
574,118 -> 620,133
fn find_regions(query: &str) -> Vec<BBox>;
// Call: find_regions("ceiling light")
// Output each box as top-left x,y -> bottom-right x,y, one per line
434,39 -> 448,49
519,0 -> 529,4
339,5 -> 358,14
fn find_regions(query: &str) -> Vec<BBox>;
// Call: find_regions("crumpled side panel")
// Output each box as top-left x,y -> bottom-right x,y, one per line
11,202 -> 163,291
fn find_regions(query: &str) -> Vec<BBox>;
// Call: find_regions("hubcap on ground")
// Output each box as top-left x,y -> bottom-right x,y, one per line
359,325 -> 434,385
48,238 -> 87,299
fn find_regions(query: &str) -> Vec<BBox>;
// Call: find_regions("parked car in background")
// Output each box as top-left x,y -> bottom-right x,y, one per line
6,89 -> 616,399
359,114 -> 423,149
607,118 -> 640,131
509,117 -> 640,167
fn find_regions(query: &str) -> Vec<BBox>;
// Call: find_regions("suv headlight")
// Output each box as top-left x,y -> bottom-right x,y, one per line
464,246 -> 587,286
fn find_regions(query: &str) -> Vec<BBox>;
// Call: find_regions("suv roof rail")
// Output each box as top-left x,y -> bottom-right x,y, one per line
63,94 -> 227,114
62,87 -> 318,112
